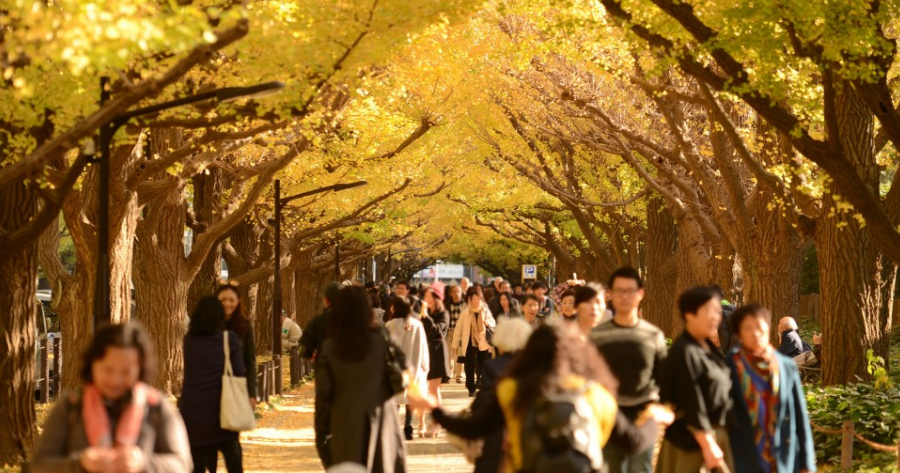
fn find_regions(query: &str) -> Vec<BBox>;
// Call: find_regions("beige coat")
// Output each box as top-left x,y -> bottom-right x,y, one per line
451,306 -> 495,352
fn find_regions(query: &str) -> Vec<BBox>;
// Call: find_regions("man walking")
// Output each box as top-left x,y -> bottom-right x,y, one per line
590,267 -> 667,473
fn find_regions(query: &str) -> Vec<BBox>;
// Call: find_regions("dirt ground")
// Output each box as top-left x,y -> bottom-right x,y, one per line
236,381 -> 473,472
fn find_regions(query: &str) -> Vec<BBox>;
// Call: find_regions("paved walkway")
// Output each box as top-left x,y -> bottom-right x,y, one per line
237,381 -> 473,472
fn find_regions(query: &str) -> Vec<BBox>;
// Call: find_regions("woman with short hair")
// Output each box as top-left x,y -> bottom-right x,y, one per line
727,304 -> 816,473
656,286 -> 734,473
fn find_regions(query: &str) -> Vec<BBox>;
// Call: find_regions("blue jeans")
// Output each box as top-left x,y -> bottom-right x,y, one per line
603,442 -> 654,473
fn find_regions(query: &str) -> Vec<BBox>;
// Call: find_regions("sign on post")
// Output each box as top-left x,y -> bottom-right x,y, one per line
522,264 -> 538,280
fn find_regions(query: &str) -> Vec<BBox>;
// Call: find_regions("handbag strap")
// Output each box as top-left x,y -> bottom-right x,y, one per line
223,331 -> 234,378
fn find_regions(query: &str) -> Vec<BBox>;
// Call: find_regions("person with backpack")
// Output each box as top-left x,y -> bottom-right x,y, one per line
408,322 -> 673,472
31,323 -> 192,473
180,296 -> 248,473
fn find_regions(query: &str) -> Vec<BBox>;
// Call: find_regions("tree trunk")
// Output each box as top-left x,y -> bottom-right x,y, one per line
744,189 -> 804,326
294,249 -> 329,327
817,80 -> 893,385
133,130 -> 189,393
187,169 -> 223,313
0,181 -> 38,465
644,197 -> 679,336
53,144 -> 139,389
133,189 -> 189,392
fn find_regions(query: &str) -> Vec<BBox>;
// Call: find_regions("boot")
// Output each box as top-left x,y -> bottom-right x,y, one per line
404,424 -> 413,441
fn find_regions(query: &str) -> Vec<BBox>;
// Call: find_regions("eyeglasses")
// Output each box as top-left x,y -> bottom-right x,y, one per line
611,288 -> 639,296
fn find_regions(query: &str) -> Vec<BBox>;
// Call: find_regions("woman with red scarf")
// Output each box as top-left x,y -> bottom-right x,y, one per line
726,303 -> 816,473
32,323 -> 192,473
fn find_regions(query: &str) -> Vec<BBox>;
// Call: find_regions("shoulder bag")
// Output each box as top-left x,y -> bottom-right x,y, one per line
221,331 -> 257,431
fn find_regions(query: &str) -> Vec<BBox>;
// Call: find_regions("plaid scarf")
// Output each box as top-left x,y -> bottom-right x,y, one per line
733,346 -> 779,473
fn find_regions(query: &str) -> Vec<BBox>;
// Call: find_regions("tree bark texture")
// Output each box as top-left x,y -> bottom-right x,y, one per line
0,181 -> 38,465
187,169 -> 223,314
133,129 -> 189,393
644,197 -> 679,337
743,188 -> 804,325
53,144 -> 140,390
817,81 -> 894,385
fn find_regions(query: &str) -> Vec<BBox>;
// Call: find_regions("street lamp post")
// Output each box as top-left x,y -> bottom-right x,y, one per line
272,178 -> 367,394
92,80 -> 285,330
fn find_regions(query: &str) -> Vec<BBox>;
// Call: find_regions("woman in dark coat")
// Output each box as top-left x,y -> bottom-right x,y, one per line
180,296 -> 247,473
421,284 -> 451,437
316,286 -> 406,472
217,282 -> 257,406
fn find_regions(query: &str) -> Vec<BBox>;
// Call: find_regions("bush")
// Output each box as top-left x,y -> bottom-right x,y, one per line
806,382 -> 900,469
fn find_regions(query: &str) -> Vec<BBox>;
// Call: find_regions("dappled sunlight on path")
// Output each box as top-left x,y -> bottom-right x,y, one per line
235,380 -> 473,472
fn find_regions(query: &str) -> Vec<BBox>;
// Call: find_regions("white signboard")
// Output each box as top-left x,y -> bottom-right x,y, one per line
522,264 -> 538,280
413,264 -> 466,280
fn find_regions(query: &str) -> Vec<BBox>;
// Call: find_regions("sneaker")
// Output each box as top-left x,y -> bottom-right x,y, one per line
455,377 -> 463,384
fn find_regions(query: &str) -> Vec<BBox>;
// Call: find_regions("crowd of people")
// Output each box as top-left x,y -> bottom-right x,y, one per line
29,269 -> 819,473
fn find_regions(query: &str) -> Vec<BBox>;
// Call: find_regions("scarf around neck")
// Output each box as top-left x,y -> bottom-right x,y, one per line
82,382 -> 150,447
733,346 -> 779,473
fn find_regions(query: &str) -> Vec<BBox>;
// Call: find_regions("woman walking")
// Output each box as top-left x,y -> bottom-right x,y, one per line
574,284 -> 610,336
446,285 -> 466,383
727,304 -> 816,473
421,284 -> 451,437
495,292 -> 521,320
656,286 -> 734,473
217,282 -> 257,408
451,287 -> 495,397
317,286 -> 407,471
181,296 -> 248,473
384,296 -> 429,440
558,289 -> 577,321
31,323 -> 192,473
409,322 -> 671,472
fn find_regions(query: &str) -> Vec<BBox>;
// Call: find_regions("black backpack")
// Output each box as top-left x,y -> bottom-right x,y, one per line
518,386 -> 603,473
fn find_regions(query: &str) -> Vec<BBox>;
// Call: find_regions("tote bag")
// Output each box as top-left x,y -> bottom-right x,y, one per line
220,331 -> 257,431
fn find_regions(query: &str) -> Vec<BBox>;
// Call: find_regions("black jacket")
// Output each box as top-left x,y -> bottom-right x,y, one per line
778,329 -> 805,358
716,303 -> 737,354
300,308 -> 332,359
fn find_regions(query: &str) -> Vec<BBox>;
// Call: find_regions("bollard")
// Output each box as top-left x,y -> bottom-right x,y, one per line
51,338 -> 61,399
258,363 -> 268,403
274,356 -> 282,395
39,340 -> 49,403
841,420 -> 855,470
267,360 -> 275,397
289,347 -> 300,387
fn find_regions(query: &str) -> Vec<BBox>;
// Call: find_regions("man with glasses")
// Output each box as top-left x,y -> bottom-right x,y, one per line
590,267 -> 667,473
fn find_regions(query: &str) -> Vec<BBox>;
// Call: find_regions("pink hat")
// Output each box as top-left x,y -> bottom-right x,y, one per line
428,282 -> 446,301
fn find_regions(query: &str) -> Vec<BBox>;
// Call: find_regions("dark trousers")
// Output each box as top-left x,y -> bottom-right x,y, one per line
464,343 -> 489,394
190,439 -> 243,473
